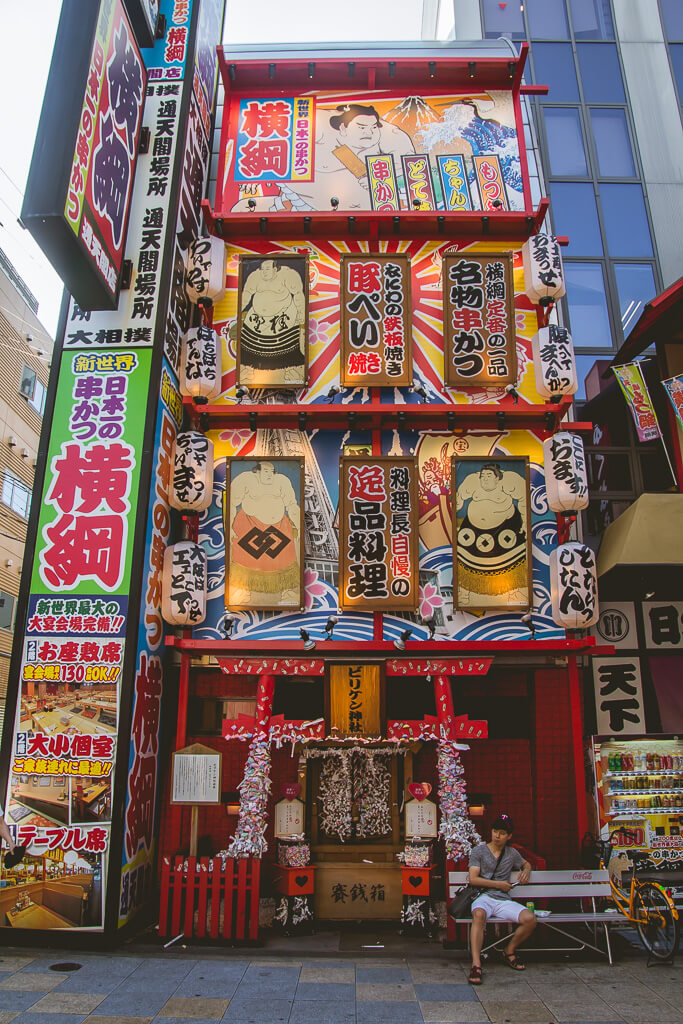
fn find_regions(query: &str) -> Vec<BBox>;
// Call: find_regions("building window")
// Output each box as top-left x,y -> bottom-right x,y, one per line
543,107 -> 588,176
564,263 -> 612,348
482,0 -> 525,39
20,366 -> 46,415
526,0 -> 570,39
600,184 -> 654,258
532,42 -> 580,101
569,0 -> 614,39
549,182 -> 603,255
661,0 -> 683,41
613,263 -> 657,337
577,43 -> 625,102
2,471 -> 31,518
0,590 -> 15,630
589,108 -> 636,177
669,44 -> 683,104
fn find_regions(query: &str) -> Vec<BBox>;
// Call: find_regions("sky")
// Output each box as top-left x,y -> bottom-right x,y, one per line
0,0 -> 427,342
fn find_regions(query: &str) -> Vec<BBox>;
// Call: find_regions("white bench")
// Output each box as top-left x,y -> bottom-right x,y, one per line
448,869 -> 617,964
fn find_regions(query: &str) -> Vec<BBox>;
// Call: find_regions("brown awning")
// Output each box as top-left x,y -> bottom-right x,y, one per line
597,493 -> 683,577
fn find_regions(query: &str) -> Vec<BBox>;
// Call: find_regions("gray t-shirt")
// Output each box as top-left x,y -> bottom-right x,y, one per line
469,843 -> 524,901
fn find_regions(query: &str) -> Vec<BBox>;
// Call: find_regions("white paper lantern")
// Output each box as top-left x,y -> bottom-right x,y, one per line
169,431 -> 214,512
522,233 -> 566,306
543,431 -> 589,513
550,542 -> 598,629
185,236 -> 227,306
180,325 -> 222,402
161,541 -> 207,626
532,325 -> 578,399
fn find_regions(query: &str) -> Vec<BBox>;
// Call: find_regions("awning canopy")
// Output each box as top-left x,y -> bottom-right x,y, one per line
609,276 -> 683,370
598,493 -> 683,578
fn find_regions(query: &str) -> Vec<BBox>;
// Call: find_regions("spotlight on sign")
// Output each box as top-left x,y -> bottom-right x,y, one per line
324,616 -> 338,640
326,385 -> 340,403
330,196 -> 339,210
247,198 -> 256,211
505,383 -> 519,404
521,612 -> 535,637
411,383 -> 428,403
393,628 -> 412,651
221,614 -> 235,638
424,619 -> 436,640
235,385 -> 249,403
300,628 -> 316,651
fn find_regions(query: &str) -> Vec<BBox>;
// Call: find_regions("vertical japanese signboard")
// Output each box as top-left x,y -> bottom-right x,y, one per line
473,155 -> 508,211
339,457 -> 418,612
329,665 -> 381,737
402,155 -> 437,210
340,253 -> 412,387
593,658 -> 645,735
366,154 -> 401,211
443,251 -> 516,387
22,0 -> 147,310
437,155 -> 472,211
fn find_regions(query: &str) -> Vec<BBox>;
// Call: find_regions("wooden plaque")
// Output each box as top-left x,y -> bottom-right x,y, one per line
443,250 -> 516,388
171,744 -> 222,805
340,252 -> 412,387
405,798 -> 438,838
274,797 -> 306,837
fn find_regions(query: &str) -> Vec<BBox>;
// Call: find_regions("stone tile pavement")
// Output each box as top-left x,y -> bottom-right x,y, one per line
0,950 -> 679,1024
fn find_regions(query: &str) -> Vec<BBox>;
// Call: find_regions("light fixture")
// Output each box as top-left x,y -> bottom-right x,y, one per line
508,60 -> 516,79
221,614 -> 235,638
330,197 -> 339,210
247,198 -> 256,211
412,198 -> 422,210
300,628 -> 316,651
7,436 -> 16,448
249,411 -> 257,432
468,61 -> 476,78
505,383 -> 519,404
447,411 -> 456,431
428,61 -> 436,78
298,411 -> 307,430
235,385 -> 249,403
425,620 -> 436,640
644,590 -> 655,600
496,411 -> 506,431
324,616 -> 338,640
393,628 -> 412,651
308,62 -> 315,79
549,393 -> 564,404
326,385 -> 340,403
521,612 -> 535,637
492,199 -> 503,210
411,383 -> 428,403
397,410 -> 407,430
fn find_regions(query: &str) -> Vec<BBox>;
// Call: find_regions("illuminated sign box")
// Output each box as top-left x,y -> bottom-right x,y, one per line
21,0 -> 147,311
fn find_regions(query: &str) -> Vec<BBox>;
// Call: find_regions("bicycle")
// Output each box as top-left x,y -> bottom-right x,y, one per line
596,827 -> 680,962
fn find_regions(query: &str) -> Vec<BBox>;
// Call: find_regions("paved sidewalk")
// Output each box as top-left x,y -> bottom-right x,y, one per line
0,949 -> 680,1024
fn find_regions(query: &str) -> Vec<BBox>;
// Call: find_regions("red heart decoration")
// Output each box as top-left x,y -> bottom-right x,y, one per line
408,782 -> 432,802
282,783 -> 301,801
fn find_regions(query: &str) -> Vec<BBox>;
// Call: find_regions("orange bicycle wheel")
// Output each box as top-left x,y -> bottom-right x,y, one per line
633,882 -> 679,960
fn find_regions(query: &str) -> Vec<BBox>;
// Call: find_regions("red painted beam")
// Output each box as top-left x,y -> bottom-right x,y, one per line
166,636 -> 613,656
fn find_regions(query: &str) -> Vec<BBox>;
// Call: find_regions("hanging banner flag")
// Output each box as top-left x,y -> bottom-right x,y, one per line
436,154 -> 472,211
365,154 -> 400,211
339,457 -> 418,612
662,374 -> 683,431
340,253 -> 412,387
612,363 -> 661,442
402,155 -> 437,210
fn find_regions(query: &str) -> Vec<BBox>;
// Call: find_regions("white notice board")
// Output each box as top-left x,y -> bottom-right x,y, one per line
405,798 -> 438,838
171,750 -> 222,805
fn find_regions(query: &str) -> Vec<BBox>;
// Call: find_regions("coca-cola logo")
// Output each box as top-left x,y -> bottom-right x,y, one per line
572,871 -> 592,880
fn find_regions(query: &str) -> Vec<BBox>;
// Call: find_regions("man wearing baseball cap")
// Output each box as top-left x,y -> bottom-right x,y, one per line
467,813 -> 536,985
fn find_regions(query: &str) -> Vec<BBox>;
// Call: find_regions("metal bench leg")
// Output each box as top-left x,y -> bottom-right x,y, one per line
603,923 -> 613,966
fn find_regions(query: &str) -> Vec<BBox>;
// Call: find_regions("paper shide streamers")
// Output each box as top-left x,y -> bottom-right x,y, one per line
355,752 -> 392,838
319,752 -> 353,841
437,738 -> 480,860
221,736 -> 272,859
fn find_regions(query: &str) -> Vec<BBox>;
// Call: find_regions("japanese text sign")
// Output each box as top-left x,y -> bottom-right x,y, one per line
32,350 -> 152,596
274,797 -> 305,837
403,155 -> 437,210
171,747 -> 222,804
366,154 -> 400,211
339,457 -> 418,612
643,601 -> 683,649
405,798 -> 437,838
443,251 -> 516,387
22,0 -> 147,310
340,253 -> 412,387
437,154 -> 472,211
473,155 -> 508,210
329,664 -> 381,737
593,657 -> 645,735
613,363 -> 662,443
235,97 -> 315,182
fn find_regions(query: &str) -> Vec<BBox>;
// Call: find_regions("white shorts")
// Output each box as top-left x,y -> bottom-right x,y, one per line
471,894 -> 526,923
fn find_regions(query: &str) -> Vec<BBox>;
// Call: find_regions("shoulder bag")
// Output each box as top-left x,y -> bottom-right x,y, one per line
447,848 -> 505,920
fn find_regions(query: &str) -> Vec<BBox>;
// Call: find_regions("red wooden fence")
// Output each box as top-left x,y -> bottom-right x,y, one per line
158,856 -> 260,942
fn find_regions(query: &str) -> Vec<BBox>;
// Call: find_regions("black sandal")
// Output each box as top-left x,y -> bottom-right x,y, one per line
501,951 -> 526,971
468,964 -> 483,984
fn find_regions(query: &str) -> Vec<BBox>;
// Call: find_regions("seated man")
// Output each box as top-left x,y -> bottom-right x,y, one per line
467,813 -> 536,984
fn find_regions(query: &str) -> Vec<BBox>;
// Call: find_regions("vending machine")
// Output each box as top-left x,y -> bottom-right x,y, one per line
590,735 -> 683,901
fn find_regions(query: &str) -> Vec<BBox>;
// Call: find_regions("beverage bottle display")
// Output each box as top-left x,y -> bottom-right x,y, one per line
653,753 -> 660,770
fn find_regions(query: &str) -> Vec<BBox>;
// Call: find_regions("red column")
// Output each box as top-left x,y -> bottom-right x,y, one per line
254,673 -> 275,736
568,654 -> 589,843
434,674 -> 454,736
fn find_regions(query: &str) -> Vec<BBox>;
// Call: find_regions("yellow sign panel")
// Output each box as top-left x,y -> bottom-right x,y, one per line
329,664 -> 380,737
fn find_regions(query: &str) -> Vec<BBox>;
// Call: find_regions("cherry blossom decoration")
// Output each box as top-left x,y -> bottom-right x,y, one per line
419,582 -> 444,621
